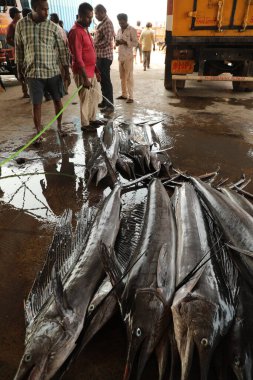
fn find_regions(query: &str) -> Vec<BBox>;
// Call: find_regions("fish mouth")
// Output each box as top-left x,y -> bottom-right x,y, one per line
123,334 -> 157,380
14,364 -> 41,380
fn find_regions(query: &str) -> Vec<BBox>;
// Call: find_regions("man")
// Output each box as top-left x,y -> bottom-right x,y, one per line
68,2 -> 102,132
94,4 -> 114,113
6,7 -> 29,98
140,22 -> 155,71
15,0 -> 70,139
50,13 -> 68,45
115,13 -> 138,103
50,13 -> 69,94
134,20 -> 142,64
21,8 -> 31,18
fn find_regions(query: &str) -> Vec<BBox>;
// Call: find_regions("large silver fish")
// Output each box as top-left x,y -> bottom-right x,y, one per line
192,177 -> 253,288
88,122 -> 120,185
220,187 -> 253,218
14,185 -> 122,380
101,179 -> 177,380
172,183 -> 238,380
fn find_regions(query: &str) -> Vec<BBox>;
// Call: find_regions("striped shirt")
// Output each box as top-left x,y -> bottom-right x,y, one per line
15,14 -> 69,79
94,15 -> 114,61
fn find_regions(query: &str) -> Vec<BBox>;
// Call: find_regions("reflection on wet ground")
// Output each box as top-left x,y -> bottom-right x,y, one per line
0,104 -> 253,379
169,95 -> 253,111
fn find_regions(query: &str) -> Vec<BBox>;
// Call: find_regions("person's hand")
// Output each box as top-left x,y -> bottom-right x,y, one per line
17,65 -> 25,82
82,77 -> 92,89
64,70 -> 71,87
96,72 -> 101,82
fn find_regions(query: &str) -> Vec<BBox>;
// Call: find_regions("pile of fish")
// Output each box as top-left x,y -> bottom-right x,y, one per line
87,121 -> 172,185
14,173 -> 253,380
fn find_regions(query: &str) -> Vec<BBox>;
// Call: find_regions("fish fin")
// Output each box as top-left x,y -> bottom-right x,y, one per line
227,243 -> 253,257
25,205 -> 96,325
24,210 -> 72,325
122,170 -> 160,190
51,266 -> 71,324
100,243 -> 123,286
115,202 -> 146,271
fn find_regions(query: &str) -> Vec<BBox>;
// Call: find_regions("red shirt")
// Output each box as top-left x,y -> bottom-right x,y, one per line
68,22 -> 96,78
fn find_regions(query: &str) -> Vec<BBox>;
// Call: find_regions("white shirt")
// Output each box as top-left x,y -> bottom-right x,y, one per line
116,25 -> 138,62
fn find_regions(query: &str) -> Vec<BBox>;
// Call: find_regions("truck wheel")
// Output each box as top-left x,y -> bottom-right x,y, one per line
232,81 -> 244,92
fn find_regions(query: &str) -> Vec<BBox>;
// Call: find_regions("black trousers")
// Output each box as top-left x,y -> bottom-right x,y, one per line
96,57 -> 113,106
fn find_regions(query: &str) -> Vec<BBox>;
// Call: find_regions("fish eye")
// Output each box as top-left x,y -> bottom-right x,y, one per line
24,354 -> 32,362
234,356 -> 241,367
136,328 -> 142,337
201,338 -> 209,347
88,304 -> 95,312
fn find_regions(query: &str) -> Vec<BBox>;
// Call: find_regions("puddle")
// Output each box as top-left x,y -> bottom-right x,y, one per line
0,107 -> 253,380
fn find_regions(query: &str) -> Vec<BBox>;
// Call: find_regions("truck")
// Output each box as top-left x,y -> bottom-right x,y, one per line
165,0 -> 253,91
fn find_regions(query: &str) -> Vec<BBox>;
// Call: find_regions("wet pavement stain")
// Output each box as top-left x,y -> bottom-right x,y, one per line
169,95 -> 253,111
0,106 -> 253,380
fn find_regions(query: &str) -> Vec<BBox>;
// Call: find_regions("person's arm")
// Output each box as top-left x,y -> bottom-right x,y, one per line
68,30 -> 91,88
55,28 -> 71,85
6,23 -> 15,47
127,27 -> 138,48
152,31 -> 155,50
15,21 -> 24,81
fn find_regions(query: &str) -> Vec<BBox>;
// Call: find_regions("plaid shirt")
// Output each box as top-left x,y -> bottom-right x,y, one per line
94,15 -> 114,60
15,14 -> 69,79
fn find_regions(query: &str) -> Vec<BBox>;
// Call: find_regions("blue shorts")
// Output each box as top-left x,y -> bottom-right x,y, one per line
27,75 -> 64,105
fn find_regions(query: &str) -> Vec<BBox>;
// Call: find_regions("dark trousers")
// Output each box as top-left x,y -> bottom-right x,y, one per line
96,57 -> 113,106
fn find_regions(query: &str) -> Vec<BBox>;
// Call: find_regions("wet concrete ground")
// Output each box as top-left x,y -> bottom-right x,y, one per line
0,51 -> 253,379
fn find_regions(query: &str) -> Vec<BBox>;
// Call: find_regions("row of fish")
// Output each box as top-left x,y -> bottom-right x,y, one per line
14,174 -> 253,380
87,121 -> 171,185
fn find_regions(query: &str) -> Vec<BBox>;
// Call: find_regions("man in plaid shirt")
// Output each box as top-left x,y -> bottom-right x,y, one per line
15,0 -> 70,140
94,4 -> 115,113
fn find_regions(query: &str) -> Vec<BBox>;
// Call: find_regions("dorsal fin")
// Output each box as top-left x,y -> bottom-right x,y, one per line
115,202 -> 146,272
24,204 -> 97,326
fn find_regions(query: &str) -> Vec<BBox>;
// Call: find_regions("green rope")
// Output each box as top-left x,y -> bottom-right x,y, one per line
0,85 -> 83,168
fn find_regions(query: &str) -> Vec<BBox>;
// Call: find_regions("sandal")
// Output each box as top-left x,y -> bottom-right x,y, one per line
126,98 -> 134,103
116,95 -> 127,100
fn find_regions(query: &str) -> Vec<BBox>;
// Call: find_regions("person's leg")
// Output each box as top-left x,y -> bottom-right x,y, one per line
53,99 -> 63,133
73,74 -> 89,127
32,104 -> 42,134
119,61 -> 127,98
27,78 -> 44,138
143,51 -> 147,70
147,51 -> 151,68
46,75 -> 65,133
125,58 -> 134,101
101,58 -> 113,107
96,58 -> 106,107
139,44 -> 143,63
89,77 -> 100,122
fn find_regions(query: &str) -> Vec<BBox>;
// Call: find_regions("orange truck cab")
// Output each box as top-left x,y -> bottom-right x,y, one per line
165,0 -> 253,91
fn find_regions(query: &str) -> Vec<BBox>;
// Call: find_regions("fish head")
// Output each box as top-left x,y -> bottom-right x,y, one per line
96,161 -> 108,185
15,318 -> 76,380
172,298 -> 221,379
123,289 -> 167,380
231,352 -> 252,380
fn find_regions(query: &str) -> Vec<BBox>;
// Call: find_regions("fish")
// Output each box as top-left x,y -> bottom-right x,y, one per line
191,177 -> 253,289
87,122 -> 120,185
220,187 -> 253,218
116,153 -> 135,180
172,183 -> 238,380
14,185 -> 122,380
101,178 -> 177,380
128,124 -> 151,172
225,280 -> 253,380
